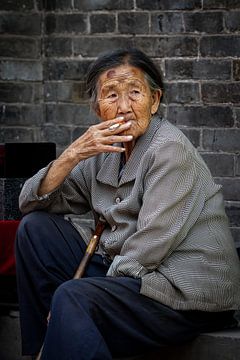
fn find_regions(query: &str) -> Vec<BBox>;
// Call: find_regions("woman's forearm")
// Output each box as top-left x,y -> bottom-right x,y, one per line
38,149 -> 80,196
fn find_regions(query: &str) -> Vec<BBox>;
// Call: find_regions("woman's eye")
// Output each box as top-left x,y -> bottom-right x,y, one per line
107,93 -> 117,99
131,89 -> 141,95
129,90 -> 141,99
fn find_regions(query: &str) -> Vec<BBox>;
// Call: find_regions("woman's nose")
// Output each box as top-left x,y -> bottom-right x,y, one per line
117,93 -> 132,114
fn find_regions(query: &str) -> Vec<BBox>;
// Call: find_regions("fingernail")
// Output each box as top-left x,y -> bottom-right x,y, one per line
117,116 -> 124,120
126,135 -> 133,140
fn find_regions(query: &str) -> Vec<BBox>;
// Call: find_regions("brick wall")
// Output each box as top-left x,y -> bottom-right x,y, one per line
0,0 -> 239,245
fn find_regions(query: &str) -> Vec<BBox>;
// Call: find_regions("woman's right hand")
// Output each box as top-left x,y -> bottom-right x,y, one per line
65,116 -> 133,164
38,116 -> 132,196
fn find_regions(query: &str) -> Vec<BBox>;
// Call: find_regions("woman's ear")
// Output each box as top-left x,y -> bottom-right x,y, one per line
151,89 -> 162,115
95,107 -> 100,118
93,102 -> 101,118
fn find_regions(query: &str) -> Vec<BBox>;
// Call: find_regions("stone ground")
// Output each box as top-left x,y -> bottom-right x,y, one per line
0,307 -> 28,360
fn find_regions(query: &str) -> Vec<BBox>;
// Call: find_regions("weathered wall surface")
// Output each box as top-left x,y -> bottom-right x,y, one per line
0,0 -> 240,244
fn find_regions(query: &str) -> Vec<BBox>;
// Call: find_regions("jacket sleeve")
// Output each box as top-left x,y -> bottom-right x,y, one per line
107,140 -> 206,278
19,161 -> 91,215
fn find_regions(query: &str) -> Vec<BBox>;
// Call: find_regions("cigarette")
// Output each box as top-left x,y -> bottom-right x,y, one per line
108,123 -> 121,131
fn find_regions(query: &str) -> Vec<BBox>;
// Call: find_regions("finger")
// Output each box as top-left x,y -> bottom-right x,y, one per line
97,116 -> 125,130
103,135 -> 133,144
108,123 -> 121,131
102,121 -> 132,136
102,145 -> 126,153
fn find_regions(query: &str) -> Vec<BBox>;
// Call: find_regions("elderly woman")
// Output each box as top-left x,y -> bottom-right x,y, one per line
16,48 -> 240,360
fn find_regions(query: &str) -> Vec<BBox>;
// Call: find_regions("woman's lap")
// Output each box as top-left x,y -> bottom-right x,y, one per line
42,275 -> 236,359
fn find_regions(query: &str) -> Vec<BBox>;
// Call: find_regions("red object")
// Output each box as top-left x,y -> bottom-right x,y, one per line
0,220 -> 20,275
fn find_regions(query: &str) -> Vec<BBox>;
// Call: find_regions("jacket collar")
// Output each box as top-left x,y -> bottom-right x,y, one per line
96,115 -> 161,187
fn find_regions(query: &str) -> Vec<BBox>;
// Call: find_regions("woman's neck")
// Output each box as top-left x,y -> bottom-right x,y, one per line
123,141 -> 135,162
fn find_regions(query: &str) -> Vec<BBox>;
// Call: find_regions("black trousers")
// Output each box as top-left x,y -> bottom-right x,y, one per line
15,211 -> 236,359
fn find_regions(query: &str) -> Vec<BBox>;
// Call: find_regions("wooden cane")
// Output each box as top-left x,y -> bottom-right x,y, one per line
36,216 -> 106,360
73,216 -> 106,279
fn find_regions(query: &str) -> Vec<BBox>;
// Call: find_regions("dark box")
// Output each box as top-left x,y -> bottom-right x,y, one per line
0,142 -> 56,178
0,142 -> 56,220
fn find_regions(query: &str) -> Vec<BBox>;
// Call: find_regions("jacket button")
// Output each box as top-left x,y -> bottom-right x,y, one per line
111,224 -> 117,232
115,197 -> 121,204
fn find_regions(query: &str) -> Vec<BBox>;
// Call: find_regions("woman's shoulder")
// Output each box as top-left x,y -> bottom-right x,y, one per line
151,117 -> 194,151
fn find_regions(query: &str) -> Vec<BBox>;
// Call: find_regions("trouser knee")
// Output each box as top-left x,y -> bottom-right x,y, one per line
17,211 -> 50,235
51,279 -> 95,314
16,211 -> 52,253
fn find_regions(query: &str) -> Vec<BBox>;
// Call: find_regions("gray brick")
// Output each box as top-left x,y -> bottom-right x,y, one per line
46,104 -> 98,126
200,36 -> 240,57
0,38 -> 40,59
41,0 -> 72,11
203,0 -> 240,10
21,105 -> 44,126
168,106 -> 234,127
36,0 -> 43,10
90,14 -> 116,34
201,153 -> 234,177
136,0 -> 201,10
158,104 -> 167,119
203,129 -> 240,152
225,203 -> 240,227
72,126 -> 91,141
0,105 -> 44,126
78,36 -> 197,58
184,12 -> 223,34
74,0 -> 134,11
236,155 -> 240,176
44,60 -> 91,81
225,11 -> 240,32
0,0 -> 34,11
164,82 -> 200,104
0,127 -> 34,143
178,128 -> 200,148
40,125 -> 71,147
0,105 -> 21,125
44,14 -> 56,34
202,83 -> 240,104
44,81 -> 88,103
44,38 -> 72,57
74,36 -> 198,58
0,14 -> 41,36
215,177 -> 240,201
233,60 -> 240,81
0,83 -> 42,103
73,37 -> 133,57
0,61 -> 43,81
132,36 -> 198,57
235,107 -> 240,127
165,59 -> 231,81
45,14 -> 87,35
151,13 -> 184,34
153,59 -> 165,77
118,12 -> 149,34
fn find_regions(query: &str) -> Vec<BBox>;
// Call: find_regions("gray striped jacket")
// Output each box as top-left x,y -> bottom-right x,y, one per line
19,116 -> 240,311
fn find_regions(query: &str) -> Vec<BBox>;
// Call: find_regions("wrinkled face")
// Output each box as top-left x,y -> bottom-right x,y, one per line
96,64 -> 161,140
